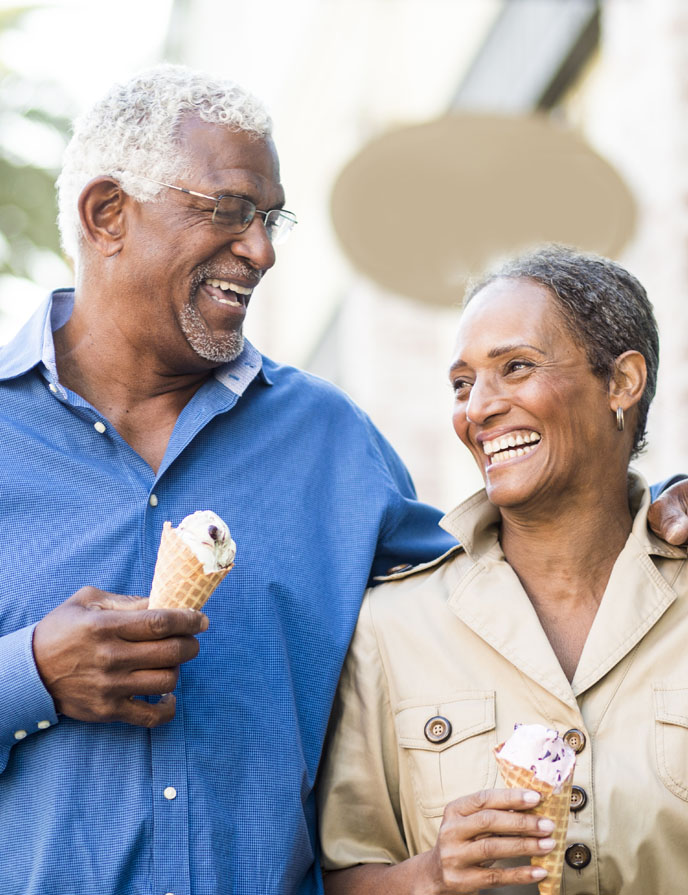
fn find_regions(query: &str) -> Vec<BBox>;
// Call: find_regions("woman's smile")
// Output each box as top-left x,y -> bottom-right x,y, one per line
481,429 -> 542,465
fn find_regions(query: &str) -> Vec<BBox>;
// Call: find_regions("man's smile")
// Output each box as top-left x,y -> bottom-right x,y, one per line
200,278 -> 254,308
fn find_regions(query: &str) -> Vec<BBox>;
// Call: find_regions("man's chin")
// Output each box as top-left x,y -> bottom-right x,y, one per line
189,332 -> 244,364
180,305 -> 244,364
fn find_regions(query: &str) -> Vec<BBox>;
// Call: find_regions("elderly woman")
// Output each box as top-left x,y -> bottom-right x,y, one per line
318,246 -> 688,894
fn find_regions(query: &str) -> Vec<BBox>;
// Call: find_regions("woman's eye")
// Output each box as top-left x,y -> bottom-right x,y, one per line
452,379 -> 472,396
506,360 -> 532,374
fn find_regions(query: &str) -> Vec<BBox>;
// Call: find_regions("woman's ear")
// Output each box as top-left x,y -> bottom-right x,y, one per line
77,176 -> 127,257
608,350 -> 647,411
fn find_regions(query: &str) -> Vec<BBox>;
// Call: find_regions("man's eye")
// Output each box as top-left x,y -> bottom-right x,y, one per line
214,197 -> 254,229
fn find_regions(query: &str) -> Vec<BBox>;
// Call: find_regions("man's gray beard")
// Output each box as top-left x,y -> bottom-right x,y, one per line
179,302 -> 244,364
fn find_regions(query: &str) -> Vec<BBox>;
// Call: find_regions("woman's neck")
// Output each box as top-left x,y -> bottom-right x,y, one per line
498,480 -> 634,680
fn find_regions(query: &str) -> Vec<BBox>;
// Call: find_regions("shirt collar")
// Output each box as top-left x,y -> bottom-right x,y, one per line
0,288 -> 271,396
440,470 -> 687,563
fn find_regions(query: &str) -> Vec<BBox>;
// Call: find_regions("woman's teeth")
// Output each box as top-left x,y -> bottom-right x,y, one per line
483,431 -> 541,465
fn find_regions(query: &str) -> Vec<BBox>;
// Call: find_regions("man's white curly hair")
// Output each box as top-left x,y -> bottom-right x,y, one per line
56,63 -> 273,261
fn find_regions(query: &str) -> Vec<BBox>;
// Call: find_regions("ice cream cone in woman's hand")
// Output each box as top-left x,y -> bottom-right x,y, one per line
495,724 -> 576,895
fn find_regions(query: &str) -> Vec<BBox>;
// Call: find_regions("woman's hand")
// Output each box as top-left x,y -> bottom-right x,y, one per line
323,787 -> 555,895
424,787 -> 555,894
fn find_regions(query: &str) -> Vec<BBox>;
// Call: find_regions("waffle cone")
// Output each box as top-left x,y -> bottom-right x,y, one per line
495,747 -> 573,895
148,521 -> 232,610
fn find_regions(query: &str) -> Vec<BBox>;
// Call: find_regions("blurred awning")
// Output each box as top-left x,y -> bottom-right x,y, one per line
330,112 -> 636,306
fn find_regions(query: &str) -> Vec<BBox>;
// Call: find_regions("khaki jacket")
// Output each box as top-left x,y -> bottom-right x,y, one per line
318,474 -> 688,894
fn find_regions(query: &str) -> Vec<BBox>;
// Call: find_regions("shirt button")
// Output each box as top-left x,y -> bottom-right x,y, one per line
48,383 -> 58,394
424,715 -> 452,744
13,730 -> 27,740
563,728 -> 586,753
94,421 -> 106,434
163,786 -> 177,800
565,843 -> 592,869
37,720 -> 51,730
570,785 -> 588,812
149,494 -> 159,507
386,563 -> 413,574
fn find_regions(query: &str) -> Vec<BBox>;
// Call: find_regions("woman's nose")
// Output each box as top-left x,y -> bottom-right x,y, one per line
465,376 -> 510,424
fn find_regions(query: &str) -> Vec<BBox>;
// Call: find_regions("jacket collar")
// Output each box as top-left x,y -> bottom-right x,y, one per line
440,473 -> 686,708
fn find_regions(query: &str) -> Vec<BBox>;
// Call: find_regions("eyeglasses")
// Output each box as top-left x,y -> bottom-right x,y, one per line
138,176 -> 298,245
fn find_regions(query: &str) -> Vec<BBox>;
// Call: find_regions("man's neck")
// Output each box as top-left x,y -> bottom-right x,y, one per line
52,302 -> 211,473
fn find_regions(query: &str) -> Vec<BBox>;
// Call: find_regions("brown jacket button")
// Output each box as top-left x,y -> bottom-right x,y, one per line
565,843 -> 592,869
570,785 -> 588,812
563,728 -> 586,753
424,716 -> 452,744
386,563 -> 413,574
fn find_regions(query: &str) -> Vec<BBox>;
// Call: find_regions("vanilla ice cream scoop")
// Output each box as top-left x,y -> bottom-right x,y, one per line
497,723 -> 575,791
175,510 -> 236,574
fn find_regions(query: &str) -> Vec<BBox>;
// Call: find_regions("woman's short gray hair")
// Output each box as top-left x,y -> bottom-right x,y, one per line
56,63 -> 273,261
465,244 -> 659,458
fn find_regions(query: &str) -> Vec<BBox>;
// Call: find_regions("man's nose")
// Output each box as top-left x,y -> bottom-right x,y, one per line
230,218 -> 277,271
465,375 -> 510,424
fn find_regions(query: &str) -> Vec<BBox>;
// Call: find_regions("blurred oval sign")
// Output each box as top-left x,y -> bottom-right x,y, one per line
330,114 -> 636,305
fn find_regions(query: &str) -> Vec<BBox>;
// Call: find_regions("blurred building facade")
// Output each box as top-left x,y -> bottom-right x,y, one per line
235,0 -> 685,508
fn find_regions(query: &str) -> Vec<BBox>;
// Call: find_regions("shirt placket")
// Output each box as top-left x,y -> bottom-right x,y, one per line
150,696 -> 191,895
559,720 -> 598,895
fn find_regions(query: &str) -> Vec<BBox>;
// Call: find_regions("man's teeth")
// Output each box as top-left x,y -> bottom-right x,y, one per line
483,431 -> 541,465
205,278 -> 253,295
203,278 -> 253,305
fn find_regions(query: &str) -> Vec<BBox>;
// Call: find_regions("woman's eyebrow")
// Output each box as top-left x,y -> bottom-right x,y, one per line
487,343 -> 547,358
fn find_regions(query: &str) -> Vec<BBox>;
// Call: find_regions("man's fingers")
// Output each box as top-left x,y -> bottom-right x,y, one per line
110,635 -> 200,672
116,693 -> 177,727
111,607 -> 209,641
648,481 -> 688,545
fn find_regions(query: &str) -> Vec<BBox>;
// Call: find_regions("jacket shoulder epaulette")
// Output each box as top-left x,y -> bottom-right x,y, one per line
372,543 -> 464,584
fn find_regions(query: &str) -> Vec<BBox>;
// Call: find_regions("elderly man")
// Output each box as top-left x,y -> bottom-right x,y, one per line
0,65 -> 685,895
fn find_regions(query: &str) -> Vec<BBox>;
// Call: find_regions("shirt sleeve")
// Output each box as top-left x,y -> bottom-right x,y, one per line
317,593 -> 409,870
367,425 -> 457,581
0,624 -> 59,772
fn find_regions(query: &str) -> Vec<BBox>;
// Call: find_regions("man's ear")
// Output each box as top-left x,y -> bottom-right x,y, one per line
77,176 -> 128,257
608,350 -> 647,412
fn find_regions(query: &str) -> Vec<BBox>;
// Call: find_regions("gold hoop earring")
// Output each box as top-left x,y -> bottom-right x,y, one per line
616,406 -> 624,431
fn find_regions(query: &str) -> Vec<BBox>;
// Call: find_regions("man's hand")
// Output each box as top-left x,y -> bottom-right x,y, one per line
648,480 -> 688,545
32,587 -> 209,727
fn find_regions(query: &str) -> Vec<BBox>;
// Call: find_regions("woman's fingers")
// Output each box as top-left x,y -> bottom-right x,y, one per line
429,788 -> 557,892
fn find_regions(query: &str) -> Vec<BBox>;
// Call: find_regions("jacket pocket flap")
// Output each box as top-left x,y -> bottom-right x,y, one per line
396,691 -> 495,753
654,686 -> 688,729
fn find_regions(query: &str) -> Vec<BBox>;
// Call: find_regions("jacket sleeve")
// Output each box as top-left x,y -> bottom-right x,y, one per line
0,624 -> 59,772
317,593 -> 409,870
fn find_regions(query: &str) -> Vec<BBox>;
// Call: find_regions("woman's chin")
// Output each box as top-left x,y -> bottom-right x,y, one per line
483,464 -> 539,509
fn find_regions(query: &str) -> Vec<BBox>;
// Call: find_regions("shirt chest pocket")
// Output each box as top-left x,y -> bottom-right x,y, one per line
395,691 -> 497,818
654,685 -> 688,801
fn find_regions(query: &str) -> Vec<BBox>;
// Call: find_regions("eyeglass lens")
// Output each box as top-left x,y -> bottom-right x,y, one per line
213,196 -> 296,245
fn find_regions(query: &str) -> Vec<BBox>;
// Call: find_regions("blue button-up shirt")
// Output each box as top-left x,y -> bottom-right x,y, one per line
0,290 -> 456,895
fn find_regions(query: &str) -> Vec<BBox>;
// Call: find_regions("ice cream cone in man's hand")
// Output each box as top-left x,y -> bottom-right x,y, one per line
149,510 -> 236,611
495,724 -> 576,895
